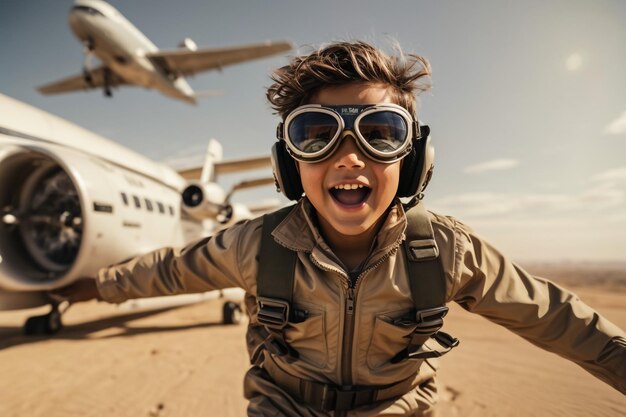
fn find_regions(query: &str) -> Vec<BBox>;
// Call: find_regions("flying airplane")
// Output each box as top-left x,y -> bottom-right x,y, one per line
0,92 -> 278,334
37,0 -> 292,104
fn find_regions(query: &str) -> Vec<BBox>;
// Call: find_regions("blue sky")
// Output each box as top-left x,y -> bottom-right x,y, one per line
1,0 -> 625,262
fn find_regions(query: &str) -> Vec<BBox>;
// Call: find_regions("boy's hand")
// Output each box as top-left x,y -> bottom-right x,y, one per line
49,278 -> 101,304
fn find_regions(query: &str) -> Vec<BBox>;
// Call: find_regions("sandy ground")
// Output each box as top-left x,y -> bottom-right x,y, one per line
0,285 -> 624,417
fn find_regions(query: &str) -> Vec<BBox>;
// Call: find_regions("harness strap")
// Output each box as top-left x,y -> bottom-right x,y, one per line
403,202 -> 446,309
257,205 -> 299,358
400,202 -> 459,361
264,357 -> 420,412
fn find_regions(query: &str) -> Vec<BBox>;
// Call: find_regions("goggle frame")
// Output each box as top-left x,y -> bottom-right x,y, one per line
278,103 -> 424,163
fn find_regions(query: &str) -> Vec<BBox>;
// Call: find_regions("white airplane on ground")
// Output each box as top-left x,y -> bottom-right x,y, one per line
0,93 -> 278,334
37,0 -> 292,104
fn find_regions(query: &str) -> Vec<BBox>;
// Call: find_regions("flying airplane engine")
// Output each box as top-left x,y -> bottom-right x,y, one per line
178,38 -> 198,51
0,144 -> 183,306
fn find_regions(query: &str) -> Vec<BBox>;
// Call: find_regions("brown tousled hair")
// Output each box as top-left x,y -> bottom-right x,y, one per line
266,40 -> 432,119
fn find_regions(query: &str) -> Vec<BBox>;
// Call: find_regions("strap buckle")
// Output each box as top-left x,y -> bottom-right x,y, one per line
433,331 -> 460,349
415,306 -> 449,331
256,297 -> 290,330
407,239 -> 439,261
318,384 -> 375,412
404,331 -> 460,361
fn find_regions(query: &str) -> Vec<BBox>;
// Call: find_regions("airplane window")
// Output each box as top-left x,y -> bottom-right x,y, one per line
133,195 -> 141,208
72,6 -> 105,17
157,202 -> 165,214
121,192 -> 128,206
145,198 -> 154,212
168,205 -> 175,216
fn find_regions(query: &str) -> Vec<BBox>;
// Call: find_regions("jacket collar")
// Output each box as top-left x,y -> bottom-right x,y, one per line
271,197 -> 408,261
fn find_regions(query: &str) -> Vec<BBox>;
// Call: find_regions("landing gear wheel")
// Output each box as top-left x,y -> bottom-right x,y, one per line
23,306 -> 62,336
222,301 -> 242,325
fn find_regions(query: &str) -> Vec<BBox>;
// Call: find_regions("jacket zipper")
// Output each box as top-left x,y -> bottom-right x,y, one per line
341,283 -> 357,385
336,283 -> 355,417
311,250 -> 397,417
336,251 -> 396,417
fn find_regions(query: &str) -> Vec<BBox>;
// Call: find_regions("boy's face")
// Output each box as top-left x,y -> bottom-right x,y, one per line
298,83 -> 402,241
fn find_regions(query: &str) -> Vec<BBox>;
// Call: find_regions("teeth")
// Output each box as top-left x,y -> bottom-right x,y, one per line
333,184 -> 364,190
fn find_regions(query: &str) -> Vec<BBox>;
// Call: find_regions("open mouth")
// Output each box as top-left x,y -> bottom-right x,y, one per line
329,184 -> 371,206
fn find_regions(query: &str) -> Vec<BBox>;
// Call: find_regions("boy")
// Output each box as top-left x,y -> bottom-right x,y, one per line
59,41 -> 625,416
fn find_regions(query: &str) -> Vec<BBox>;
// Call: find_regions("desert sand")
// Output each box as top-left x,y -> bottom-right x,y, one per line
0,269 -> 624,417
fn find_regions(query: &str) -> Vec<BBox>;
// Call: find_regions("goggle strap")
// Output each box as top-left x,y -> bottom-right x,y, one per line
413,121 -> 421,139
418,124 -> 430,140
276,122 -> 284,140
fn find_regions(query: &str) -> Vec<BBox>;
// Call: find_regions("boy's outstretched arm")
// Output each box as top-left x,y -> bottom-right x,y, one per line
51,278 -> 101,303
446,219 -> 626,394
89,219 -> 261,304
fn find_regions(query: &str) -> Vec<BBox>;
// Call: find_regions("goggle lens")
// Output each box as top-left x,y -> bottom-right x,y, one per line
358,111 -> 408,153
288,112 -> 338,154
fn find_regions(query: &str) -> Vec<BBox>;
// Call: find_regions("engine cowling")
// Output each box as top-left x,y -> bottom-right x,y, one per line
215,202 -> 252,230
0,144 -> 183,293
181,181 -> 226,220
181,181 -> 253,229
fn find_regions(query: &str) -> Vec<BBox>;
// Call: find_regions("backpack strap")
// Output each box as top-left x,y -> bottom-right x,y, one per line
392,202 -> 459,363
256,204 -> 302,359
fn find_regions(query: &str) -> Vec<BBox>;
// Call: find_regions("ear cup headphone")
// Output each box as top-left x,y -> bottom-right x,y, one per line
397,125 -> 434,198
271,143 -> 304,201
271,126 -> 434,201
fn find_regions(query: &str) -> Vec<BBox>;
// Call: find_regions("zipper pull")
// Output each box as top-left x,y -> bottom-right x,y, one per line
346,288 -> 355,315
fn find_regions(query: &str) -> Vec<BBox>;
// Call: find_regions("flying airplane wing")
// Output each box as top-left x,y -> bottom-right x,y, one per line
38,65 -> 128,94
146,41 -> 292,77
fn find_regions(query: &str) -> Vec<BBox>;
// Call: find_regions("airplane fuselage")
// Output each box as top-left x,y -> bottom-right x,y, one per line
69,0 -> 195,103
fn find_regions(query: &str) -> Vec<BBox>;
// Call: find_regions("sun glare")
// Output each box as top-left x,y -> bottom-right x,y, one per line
565,52 -> 583,72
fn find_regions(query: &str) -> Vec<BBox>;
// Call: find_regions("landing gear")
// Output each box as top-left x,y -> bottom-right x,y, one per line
23,302 -> 65,336
103,68 -> 113,97
222,301 -> 242,325
82,38 -> 95,87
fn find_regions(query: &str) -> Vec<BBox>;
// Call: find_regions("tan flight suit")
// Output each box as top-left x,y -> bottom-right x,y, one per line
97,198 -> 626,416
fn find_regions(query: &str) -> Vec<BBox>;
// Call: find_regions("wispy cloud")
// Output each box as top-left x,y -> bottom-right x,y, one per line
464,158 -> 519,174
604,111 -> 626,135
430,192 -> 574,217
431,168 -> 626,218
592,167 -> 626,183
565,52 -> 583,72
160,144 -> 207,169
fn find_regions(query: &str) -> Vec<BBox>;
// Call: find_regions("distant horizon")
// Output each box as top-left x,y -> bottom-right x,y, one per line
518,259 -> 626,267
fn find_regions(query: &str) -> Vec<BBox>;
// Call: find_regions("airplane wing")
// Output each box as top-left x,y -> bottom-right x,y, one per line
37,65 -> 128,94
146,41 -> 292,77
177,155 -> 272,180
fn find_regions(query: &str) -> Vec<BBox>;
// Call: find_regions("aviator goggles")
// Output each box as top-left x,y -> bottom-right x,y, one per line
277,103 -> 425,163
